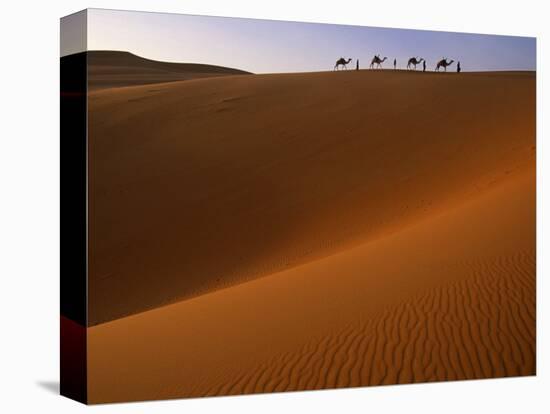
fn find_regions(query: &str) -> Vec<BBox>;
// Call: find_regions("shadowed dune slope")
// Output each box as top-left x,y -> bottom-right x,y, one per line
88,70 -> 535,326
88,167 -> 535,403
87,50 -> 251,90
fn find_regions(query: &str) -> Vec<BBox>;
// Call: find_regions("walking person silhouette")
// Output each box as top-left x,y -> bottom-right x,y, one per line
394,58 -> 397,70
423,60 -> 426,72
356,59 -> 359,70
457,61 -> 461,73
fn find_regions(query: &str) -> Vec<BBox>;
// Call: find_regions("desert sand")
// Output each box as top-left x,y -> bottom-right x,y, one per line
86,69 -> 535,403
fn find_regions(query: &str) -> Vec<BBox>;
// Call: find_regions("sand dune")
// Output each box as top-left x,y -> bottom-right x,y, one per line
86,69 -> 535,403
87,51 -> 251,90
88,167 -> 535,403
88,70 -> 535,326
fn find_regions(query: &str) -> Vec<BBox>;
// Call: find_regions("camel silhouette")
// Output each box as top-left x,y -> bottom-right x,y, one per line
334,58 -> 352,71
435,58 -> 454,72
407,57 -> 424,70
370,55 -> 387,69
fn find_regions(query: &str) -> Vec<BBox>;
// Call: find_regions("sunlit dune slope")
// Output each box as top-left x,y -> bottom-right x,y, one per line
88,166 -> 535,403
88,70 -> 535,325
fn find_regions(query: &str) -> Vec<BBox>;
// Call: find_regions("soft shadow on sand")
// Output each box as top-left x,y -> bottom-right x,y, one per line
36,380 -> 59,395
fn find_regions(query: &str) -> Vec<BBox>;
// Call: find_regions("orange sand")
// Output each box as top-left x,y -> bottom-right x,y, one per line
86,69 -> 535,403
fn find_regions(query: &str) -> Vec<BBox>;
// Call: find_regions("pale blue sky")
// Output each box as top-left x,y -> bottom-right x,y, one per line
87,8 -> 536,73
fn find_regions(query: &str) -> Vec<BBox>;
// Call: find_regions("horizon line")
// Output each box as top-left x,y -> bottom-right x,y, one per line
64,49 -> 537,74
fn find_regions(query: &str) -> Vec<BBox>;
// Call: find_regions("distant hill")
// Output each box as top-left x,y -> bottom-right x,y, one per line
84,50 -> 251,90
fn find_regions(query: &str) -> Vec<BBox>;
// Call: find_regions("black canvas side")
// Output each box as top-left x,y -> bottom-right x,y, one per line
60,49 -> 88,404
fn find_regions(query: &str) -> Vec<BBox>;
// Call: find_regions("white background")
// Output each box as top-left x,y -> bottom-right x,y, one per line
0,0 -> 548,412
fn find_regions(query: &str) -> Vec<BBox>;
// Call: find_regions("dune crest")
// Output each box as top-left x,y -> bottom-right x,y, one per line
87,50 -> 251,90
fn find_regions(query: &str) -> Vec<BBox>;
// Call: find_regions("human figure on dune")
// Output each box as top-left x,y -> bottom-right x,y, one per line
457,61 -> 461,73
394,58 -> 397,70
423,60 -> 426,72
356,59 -> 359,70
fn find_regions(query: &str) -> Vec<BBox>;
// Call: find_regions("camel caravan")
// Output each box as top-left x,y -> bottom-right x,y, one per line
334,55 -> 460,72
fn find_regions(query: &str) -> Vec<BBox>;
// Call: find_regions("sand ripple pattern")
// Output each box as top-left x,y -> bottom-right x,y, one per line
200,251 -> 535,396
